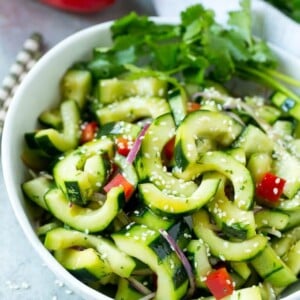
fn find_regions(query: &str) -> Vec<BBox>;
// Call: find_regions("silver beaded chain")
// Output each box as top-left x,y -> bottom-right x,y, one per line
0,33 -> 43,134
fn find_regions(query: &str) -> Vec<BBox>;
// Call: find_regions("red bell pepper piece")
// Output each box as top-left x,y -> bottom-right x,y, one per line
162,136 -> 175,162
187,101 -> 201,113
80,121 -> 98,144
103,173 -> 134,200
205,267 -> 234,300
115,137 -> 132,157
256,172 -> 286,203
41,0 -> 115,13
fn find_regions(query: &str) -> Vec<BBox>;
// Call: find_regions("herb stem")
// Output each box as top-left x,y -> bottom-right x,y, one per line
263,68 -> 300,87
237,66 -> 300,104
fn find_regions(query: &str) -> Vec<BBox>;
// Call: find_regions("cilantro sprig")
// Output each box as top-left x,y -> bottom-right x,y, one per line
83,0 -> 300,105
109,0 -> 278,82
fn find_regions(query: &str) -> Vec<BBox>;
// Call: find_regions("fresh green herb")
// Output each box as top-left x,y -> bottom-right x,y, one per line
82,0 -> 300,116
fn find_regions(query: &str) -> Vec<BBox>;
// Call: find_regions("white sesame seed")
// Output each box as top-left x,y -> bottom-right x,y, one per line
275,177 -> 281,184
21,282 -> 30,289
54,279 -> 64,287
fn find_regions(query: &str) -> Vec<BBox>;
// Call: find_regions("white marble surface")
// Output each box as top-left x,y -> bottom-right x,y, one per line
0,1 -> 155,299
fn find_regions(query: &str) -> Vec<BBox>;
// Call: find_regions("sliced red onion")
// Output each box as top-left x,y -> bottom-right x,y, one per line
138,292 -> 156,300
159,229 -> 195,297
223,111 -> 245,126
128,276 -> 152,295
91,192 -> 106,203
253,205 -> 264,214
126,123 -> 150,164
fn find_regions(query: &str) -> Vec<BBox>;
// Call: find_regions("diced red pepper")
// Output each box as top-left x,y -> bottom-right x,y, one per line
205,267 -> 234,300
162,136 -> 175,162
115,137 -> 132,157
80,121 -> 98,144
256,172 -> 286,203
187,101 -> 201,112
103,173 -> 134,200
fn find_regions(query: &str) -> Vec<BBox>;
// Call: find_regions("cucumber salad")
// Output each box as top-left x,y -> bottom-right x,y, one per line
21,1 -> 300,299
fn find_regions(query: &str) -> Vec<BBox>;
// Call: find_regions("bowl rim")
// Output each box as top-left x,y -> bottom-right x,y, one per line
2,15 -> 300,300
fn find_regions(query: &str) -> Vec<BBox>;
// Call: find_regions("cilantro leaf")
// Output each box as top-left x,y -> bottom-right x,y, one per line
248,40 -> 277,67
228,0 -> 252,46
111,12 -> 153,38
180,4 -> 214,42
202,31 -> 235,81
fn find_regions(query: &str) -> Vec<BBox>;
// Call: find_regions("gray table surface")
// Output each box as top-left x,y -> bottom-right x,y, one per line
0,1 -> 156,299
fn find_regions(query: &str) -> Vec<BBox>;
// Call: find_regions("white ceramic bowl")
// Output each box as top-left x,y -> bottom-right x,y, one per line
2,17 -> 300,300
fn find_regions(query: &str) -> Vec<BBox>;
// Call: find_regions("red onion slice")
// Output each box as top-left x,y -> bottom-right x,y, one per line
159,229 -> 195,297
126,123 -> 150,164
128,276 -> 152,295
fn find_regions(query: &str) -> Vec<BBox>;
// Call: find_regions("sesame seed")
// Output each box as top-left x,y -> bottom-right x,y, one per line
21,282 -> 30,289
54,279 -> 64,287
6,281 -> 20,290
184,233 -> 192,239
219,255 -> 225,261
275,177 -> 281,184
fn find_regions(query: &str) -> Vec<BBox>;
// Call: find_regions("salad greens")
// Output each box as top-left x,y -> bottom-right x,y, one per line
20,1 -> 300,300
92,0 -> 277,82
86,0 -> 300,106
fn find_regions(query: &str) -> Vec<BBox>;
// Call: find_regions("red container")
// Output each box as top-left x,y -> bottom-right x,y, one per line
41,0 -> 115,13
